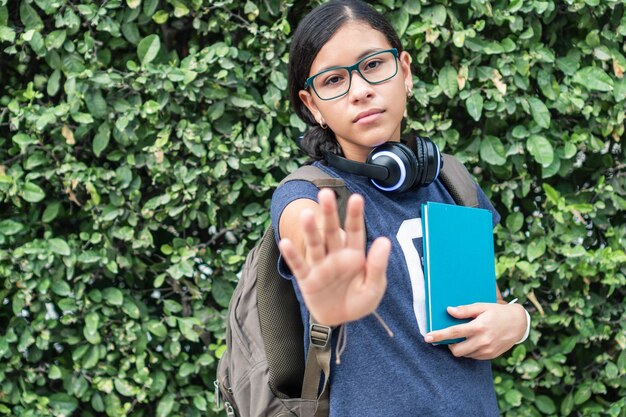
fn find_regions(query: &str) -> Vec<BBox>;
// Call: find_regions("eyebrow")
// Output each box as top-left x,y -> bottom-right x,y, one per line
315,48 -> 387,73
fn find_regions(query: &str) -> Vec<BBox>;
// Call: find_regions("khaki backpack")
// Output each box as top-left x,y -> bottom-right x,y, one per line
215,155 -> 478,417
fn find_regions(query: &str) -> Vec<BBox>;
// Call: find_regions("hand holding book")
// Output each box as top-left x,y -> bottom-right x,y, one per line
423,302 -> 529,360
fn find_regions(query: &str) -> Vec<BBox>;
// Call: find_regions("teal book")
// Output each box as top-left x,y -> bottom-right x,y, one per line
421,201 -> 497,344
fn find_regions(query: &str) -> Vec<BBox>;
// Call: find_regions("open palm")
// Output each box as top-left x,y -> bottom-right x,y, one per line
278,189 -> 391,326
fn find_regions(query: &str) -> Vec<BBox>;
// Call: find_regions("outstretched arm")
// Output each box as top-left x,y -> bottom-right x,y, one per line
278,188 -> 391,326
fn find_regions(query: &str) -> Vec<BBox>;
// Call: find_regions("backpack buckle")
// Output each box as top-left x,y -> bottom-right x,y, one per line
309,323 -> 332,349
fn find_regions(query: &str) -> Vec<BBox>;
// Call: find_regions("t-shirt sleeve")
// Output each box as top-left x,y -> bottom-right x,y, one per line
474,183 -> 501,228
269,180 -> 320,279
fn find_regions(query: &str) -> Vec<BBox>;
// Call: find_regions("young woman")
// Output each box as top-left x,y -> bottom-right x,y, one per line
271,1 -> 530,415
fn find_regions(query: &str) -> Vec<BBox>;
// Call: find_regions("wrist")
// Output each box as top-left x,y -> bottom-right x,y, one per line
515,308 -> 531,344
508,298 -> 531,344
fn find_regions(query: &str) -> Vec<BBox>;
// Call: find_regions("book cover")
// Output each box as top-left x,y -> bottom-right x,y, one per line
421,201 -> 497,344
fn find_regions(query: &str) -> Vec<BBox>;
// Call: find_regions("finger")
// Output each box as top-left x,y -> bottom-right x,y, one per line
278,239 -> 311,282
344,194 -> 365,250
447,303 -> 491,319
448,341 -> 478,359
424,322 -> 471,344
300,208 -> 325,263
318,188 -> 343,252
363,237 -> 391,293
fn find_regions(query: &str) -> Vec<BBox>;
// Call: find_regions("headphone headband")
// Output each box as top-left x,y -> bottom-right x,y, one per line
322,151 -> 389,181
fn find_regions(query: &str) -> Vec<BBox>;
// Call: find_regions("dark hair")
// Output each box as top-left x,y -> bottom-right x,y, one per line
288,0 -> 403,160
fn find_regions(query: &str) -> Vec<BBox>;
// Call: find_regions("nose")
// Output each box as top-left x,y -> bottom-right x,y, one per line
347,70 -> 374,101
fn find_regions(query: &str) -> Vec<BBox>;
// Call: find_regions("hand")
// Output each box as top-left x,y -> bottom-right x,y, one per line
278,188 -> 391,326
424,303 -> 528,360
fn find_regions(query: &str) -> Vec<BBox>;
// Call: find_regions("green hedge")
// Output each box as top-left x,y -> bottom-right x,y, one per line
0,0 -> 624,416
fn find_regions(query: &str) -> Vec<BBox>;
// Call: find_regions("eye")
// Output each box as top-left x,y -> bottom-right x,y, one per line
363,59 -> 382,71
323,74 -> 345,86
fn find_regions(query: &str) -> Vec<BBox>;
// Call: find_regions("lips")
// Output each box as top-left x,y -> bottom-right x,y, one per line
353,109 -> 384,123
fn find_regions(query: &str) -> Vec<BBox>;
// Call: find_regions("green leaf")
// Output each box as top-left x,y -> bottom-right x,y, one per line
535,395 -> 556,414
479,135 -> 507,165
573,383 -> 592,405
506,212 -> 523,233
527,239 -> 546,262
52,281 -> 72,296
269,71 -> 287,90
193,395 -> 207,411
122,298 -> 140,319
143,0 -> 159,16
423,4 -> 447,26
156,393 -> 175,417
389,9 -> 409,36
438,65 -> 458,98
178,362 -> 195,378
143,100 -> 160,114
528,97 -> 551,129
242,203 -> 262,216
505,389 -> 522,406
47,69 -> 61,96
466,92 -> 483,121
403,0 -> 421,14
0,219 -> 24,236
49,238 -> 71,256
527,135 -> 554,167
42,201 -> 61,223
147,321 -> 167,338
542,183 -> 560,203
86,89 -> 107,118
93,123 -> 110,157
114,378 -> 135,396
572,67 -> 614,92
177,317 -> 200,342
71,112 -> 94,124
102,288 -> 124,306
48,393 -> 78,415
152,10 -> 168,24
230,95 -> 255,108
84,312 -> 100,334
22,182 -> 46,202
137,34 -> 160,65
0,26 -> 15,43
20,1 -> 44,31
45,29 -> 66,50
560,393 -> 574,416
82,345 -> 100,368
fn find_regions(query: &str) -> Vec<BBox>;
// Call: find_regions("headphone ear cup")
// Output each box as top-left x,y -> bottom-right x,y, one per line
414,137 -> 426,187
417,136 -> 442,186
366,142 -> 418,193
393,143 -> 420,192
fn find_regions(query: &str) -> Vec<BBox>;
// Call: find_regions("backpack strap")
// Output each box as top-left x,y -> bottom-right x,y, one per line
280,165 -> 351,227
277,165 -> 350,416
439,154 -> 479,208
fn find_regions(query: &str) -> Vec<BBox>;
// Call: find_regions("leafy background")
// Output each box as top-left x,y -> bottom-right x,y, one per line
0,0 -> 624,416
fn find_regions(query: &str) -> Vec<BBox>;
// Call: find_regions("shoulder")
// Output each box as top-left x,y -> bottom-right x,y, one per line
270,173 -> 321,241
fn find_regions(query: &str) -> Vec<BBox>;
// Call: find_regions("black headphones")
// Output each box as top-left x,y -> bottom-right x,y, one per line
322,135 -> 443,193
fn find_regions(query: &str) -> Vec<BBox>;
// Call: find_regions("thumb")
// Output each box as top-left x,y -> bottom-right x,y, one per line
447,303 -> 490,319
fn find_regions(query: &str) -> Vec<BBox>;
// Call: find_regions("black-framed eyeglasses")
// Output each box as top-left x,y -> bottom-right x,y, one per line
303,48 -> 399,101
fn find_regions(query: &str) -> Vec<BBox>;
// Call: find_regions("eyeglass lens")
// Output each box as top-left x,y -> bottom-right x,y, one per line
312,51 -> 397,100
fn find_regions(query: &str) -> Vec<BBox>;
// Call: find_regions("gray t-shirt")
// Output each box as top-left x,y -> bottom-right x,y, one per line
270,161 -> 501,416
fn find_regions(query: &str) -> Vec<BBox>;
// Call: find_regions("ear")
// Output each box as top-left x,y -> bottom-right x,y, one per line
399,51 -> 413,91
298,89 -> 325,125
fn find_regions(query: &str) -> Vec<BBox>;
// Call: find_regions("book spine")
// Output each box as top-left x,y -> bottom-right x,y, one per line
420,203 -> 432,334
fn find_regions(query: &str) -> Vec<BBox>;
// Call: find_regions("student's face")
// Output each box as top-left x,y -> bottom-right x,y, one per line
299,22 -> 413,162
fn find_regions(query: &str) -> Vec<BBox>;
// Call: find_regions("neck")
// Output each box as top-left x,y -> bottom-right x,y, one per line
336,124 -> 403,162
